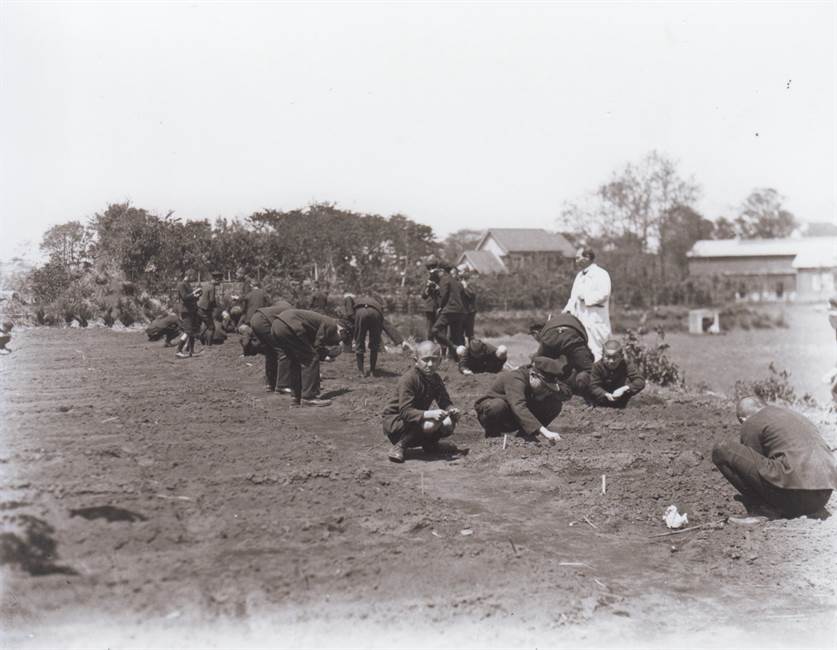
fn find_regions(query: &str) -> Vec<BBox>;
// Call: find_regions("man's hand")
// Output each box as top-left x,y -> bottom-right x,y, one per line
424,409 -> 447,421
605,392 -> 616,402
539,426 -> 561,444
461,368 -> 474,375
447,407 -> 462,421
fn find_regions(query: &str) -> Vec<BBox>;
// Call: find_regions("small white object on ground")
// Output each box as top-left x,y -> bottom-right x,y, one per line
663,505 -> 689,529
460,528 -> 473,536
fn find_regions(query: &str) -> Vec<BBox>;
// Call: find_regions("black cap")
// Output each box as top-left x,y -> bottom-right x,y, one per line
531,356 -> 569,382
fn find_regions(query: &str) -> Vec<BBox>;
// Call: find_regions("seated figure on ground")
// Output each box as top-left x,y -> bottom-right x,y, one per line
589,339 -> 646,408
711,397 -> 837,518
456,339 -> 507,375
382,340 -> 461,463
146,314 -> 182,347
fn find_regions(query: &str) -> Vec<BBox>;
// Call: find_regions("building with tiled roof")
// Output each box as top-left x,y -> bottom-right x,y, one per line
456,228 -> 575,274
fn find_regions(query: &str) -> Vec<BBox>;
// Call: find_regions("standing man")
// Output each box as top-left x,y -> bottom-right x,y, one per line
309,281 -> 330,313
564,247 -> 612,361
432,264 -> 467,359
175,269 -> 202,359
241,280 -> 271,326
197,271 -> 222,347
460,268 -> 478,343
712,397 -> 837,518
420,263 -> 441,342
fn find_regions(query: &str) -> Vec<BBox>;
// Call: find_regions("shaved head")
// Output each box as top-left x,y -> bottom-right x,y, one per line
736,396 -> 765,422
415,340 -> 442,358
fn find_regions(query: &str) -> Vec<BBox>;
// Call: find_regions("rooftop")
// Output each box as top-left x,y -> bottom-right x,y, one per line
688,237 -> 837,259
477,228 -> 576,255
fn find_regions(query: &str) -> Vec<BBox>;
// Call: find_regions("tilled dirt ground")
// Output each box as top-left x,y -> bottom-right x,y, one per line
1,328 -> 836,648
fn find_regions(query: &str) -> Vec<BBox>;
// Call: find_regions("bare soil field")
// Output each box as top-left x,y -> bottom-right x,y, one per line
1,326 -> 836,649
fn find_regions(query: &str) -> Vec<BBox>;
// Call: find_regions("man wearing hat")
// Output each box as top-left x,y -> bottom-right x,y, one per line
529,313 -> 595,401
197,271 -> 223,347
432,263 -> 468,358
420,261 -> 442,342
456,339 -> 508,375
175,268 -> 202,358
590,339 -> 646,408
474,356 -> 572,445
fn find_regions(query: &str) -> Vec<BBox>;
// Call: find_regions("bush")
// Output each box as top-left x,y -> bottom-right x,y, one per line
621,327 -> 685,387
734,363 -> 816,406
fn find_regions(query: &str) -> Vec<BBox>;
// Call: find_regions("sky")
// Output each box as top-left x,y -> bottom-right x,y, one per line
1,1 -> 835,262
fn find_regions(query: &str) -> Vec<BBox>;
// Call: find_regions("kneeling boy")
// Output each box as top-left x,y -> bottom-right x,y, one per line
382,340 -> 461,463
590,339 -> 646,408
456,339 -> 507,375
474,356 -> 572,445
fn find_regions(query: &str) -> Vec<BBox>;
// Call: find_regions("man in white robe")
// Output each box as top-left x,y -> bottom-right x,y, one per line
563,247 -> 612,361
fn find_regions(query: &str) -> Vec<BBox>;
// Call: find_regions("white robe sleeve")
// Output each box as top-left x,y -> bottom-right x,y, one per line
564,272 -> 581,313
580,266 -> 611,307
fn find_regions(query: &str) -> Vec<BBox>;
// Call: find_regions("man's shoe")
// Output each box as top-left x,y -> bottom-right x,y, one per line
277,387 -> 292,395
175,351 -> 190,359
388,443 -> 405,463
301,398 -> 332,407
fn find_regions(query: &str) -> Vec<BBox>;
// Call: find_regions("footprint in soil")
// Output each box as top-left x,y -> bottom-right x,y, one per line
69,505 -> 147,523
0,514 -> 77,576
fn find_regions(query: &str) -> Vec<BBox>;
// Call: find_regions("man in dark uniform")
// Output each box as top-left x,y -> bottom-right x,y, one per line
420,264 -> 441,342
382,341 -> 461,463
432,264 -> 468,359
146,313 -> 182,347
176,269 -> 202,358
589,339 -> 646,408
263,308 -> 343,407
456,339 -> 508,375
197,271 -> 222,347
712,397 -> 837,518
239,300 -> 294,395
241,281 -> 272,326
529,313 -> 595,400
309,281 -> 330,313
460,268 -> 478,342
474,356 -> 571,445
342,293 -> 408,377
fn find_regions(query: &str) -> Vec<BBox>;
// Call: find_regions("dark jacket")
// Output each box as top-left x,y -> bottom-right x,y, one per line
480,367 -> 572,435
146,314 -> 181,341
243,288 -> 272,324
535,313 -> 593,372
197,282 -> 218,311
420,280 -> 440,313
460,339 -> 504,374
462,282 -> 477,314
254,301 -> 294,324
438,275 -> 467,314
382,367 -> 453,432
741,405 -> 837,491
590,359 -> 646,401
274,309 -> 341,350
177,281 -> 199,315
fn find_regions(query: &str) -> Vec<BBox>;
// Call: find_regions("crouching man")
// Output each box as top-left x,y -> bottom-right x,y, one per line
473,356 -> 571,445
456,339 -> 507,375
146,314 -> 183,347
382,341 -> 461,463
712,397 -> 837,518
589,339 -> 646,408
529,313 -> 594,401
0,320 -> 13,355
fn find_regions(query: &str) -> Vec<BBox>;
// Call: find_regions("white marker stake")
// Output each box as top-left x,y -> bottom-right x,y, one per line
503,435 -> 508,450
602,474 -> 607,495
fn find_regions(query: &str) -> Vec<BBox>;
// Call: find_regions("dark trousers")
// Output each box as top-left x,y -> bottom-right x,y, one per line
433,312 -> 466,355
540,342 -> 593,398
382,417 -> 453,447
354,308 -> 383,353
198,308 -> 215,345
712,440 -> 832,517
423,311 -> 437,341
464,312 -> 476,340
251,311 -> 291,391
272,320 -> 321,401
473,396 -> 564,437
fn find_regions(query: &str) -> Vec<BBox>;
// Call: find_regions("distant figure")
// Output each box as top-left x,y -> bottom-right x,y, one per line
420,264 -> 442,341
473,356 -> 571,445
241,281 -> 272,326
564,247 -> 612,361
456,339 -> 507,375
145,313 -> 182,347
712,397 -> 837,518
589,339 -> 646,408
342,293 -> 407,377
239,301 -> 294,395
460,268 -> 478,343
0,320 -> 13,355
196,271 -> 223,347
828,295 -> 837,403
309,282 -> 330,312
175,269 -> 202,358
432,263 -> 467,359
382,340 -> 461,463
